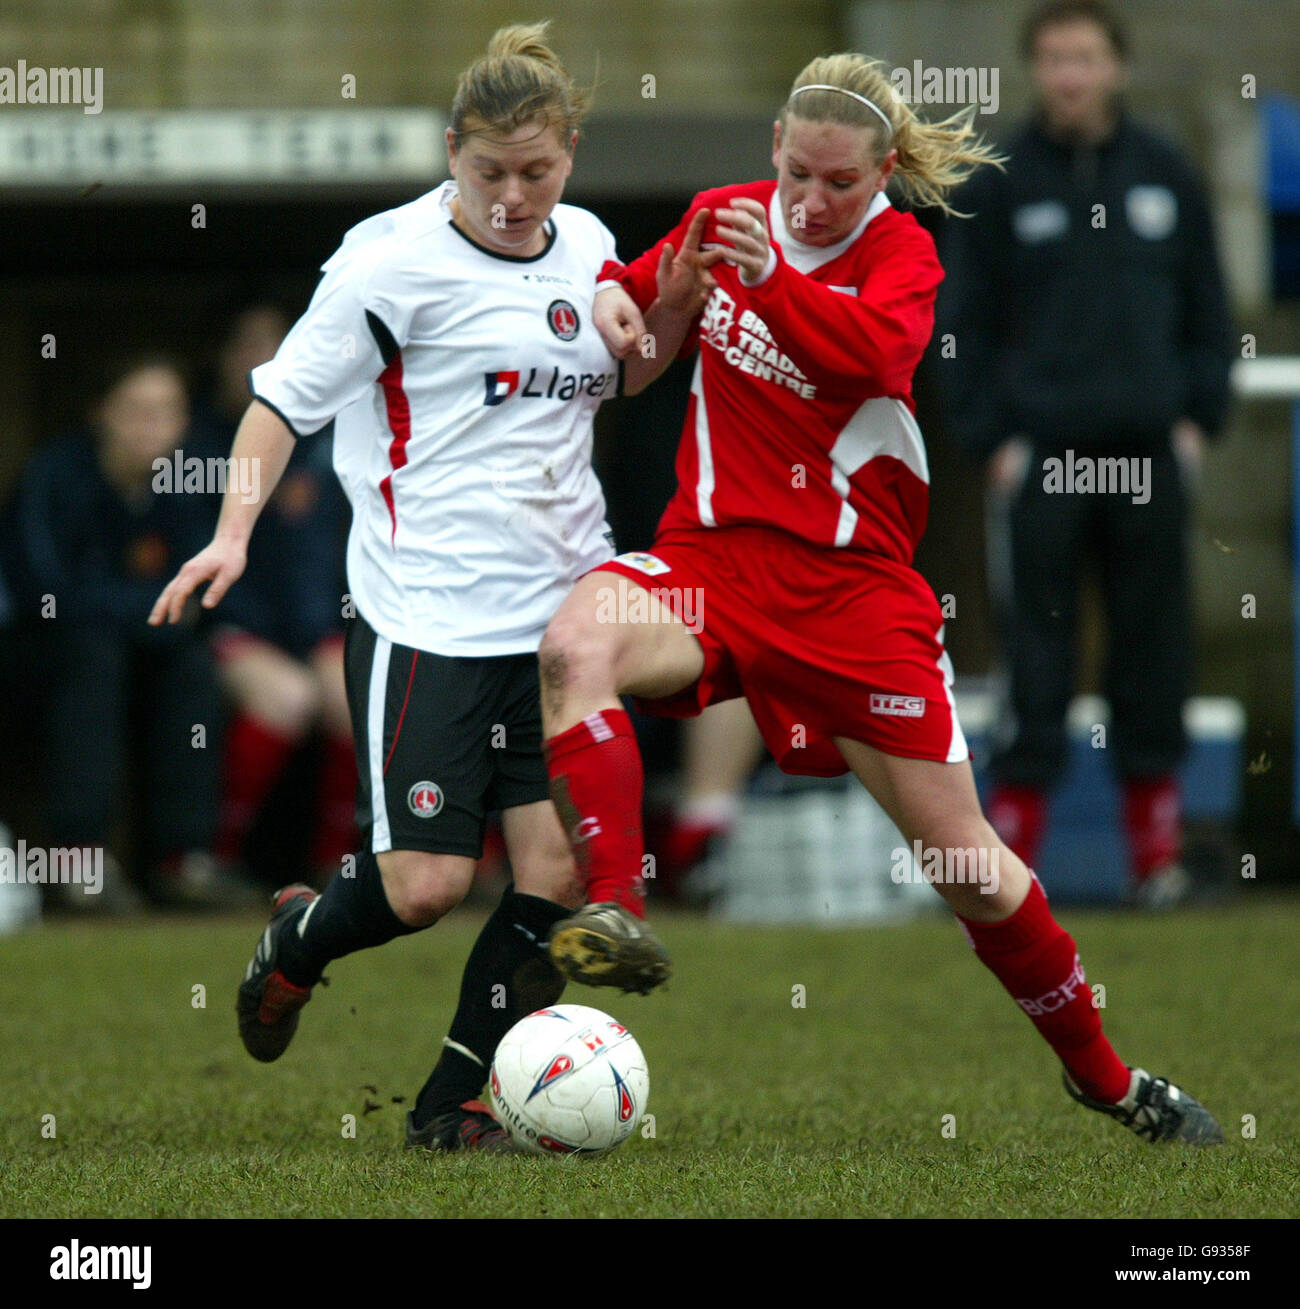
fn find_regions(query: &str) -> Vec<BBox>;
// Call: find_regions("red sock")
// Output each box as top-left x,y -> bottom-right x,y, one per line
1123,775 -> 1181,879
988,785 -> 1048,868
958,875 -> 1130,1103
544,708 -> 646,917
662,817 -> 723,877
216,713 -> 298,861
311,731 -> 359,875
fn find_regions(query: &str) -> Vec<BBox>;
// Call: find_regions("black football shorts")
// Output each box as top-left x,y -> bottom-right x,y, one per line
344,611 -> 551,857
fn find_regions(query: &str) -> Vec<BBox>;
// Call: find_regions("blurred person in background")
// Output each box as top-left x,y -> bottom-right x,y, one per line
0,455 -> 36,929
650,698 -> 766,899
936,0 -> 1233,907
7,355 -> 254,910
190,307 -> 356,887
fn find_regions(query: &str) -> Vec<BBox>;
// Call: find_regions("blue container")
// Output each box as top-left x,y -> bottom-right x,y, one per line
966,695 -> 1244,903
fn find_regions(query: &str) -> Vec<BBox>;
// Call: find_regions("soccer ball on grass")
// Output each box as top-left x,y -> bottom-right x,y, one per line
489,1004 -> 649,1155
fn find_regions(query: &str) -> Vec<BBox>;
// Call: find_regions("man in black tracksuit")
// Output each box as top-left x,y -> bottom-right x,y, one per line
936,0 -> 1233,905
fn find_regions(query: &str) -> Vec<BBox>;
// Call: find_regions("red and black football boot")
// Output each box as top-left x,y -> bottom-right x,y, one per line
236,884 -> 319,1063
404,1100 -> 515,1153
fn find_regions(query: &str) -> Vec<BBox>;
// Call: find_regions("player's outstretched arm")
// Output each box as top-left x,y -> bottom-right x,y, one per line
622,209 -> 720,395
147,400 -> 297,626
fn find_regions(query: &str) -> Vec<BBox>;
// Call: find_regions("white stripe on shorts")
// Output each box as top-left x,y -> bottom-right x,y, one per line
368,634 -> 394,851
584,711 -> 615,743
935,624 -> 969,763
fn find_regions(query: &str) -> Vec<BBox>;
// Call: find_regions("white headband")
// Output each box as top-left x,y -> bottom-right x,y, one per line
789,83 -> 893,136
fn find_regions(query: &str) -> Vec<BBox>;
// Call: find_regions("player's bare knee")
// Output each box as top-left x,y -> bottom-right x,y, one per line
312,663 -> 351,737
246,665 -> 321,737
537,637 -> 570,701
378,850 -> 473,927
539,620 -> 617,705
283,674 -> 324,735
395,870 -> 471,926
504,797 -> 585,908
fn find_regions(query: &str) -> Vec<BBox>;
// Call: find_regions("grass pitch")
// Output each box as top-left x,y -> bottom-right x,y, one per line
3,895 -> 1297,1219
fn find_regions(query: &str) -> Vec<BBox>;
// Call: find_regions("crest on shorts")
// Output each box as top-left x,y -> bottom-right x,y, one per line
547,299 -> 580,340
407,781 -> 444,818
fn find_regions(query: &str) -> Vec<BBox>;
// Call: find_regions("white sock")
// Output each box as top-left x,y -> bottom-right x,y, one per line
679,793 -> 741,829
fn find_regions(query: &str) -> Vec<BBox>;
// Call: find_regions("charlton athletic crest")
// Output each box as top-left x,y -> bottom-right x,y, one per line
547,299 -> 580,340
407,781 -> 444,818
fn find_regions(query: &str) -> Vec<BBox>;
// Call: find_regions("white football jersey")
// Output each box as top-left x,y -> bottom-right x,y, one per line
250,180 -> 620,656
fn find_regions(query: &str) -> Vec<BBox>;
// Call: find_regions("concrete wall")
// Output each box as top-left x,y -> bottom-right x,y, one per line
6,0 -> 839,112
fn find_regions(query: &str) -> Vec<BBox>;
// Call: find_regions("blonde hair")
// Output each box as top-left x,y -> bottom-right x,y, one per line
451,21 -> 589,147
781,54 -> 1005,216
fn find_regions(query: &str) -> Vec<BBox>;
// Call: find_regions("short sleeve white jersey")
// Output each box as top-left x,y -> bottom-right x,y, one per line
250,180 -> 621,656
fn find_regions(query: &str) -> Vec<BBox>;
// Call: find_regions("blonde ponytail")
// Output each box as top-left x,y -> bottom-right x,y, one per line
782,54 -> 1005,216
451,20 -> 590,145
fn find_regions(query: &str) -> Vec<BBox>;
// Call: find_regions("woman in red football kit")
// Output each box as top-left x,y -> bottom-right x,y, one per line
547,52 -> 1222,1144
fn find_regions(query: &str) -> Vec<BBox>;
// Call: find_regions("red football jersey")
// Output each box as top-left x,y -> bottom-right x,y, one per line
603,180 -> 943,563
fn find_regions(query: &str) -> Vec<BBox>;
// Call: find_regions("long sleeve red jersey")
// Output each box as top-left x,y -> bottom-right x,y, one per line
603,180 -> 943,564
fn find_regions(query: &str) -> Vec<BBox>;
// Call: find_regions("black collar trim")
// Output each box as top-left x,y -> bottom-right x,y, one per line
449,217 -> 557,263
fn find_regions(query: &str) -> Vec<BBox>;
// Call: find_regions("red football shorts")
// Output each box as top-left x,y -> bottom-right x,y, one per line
592,525 -> 969,777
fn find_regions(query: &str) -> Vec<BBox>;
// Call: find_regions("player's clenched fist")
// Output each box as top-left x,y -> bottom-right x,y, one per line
148,535 -> 247,626
593,285 -> 646,359
714,197 -> 771,284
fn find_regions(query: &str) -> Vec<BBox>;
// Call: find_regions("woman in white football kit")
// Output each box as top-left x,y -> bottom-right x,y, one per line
150,23 -> 704,1151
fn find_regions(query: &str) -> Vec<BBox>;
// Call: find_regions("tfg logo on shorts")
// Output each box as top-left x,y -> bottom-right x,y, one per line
50,1240 -> 151,1290
869,693 -> 926,718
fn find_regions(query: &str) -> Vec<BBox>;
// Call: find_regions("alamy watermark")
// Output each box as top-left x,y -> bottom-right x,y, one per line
0,842 -> 103,894
152,450 -> 261,504
890,60 -> 999,115
594,585 -> 704,635
0,62 -> 103,115
49,1241 -> 150,1290
1043,450 -> 1151,505
890,841 -> 1000,894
